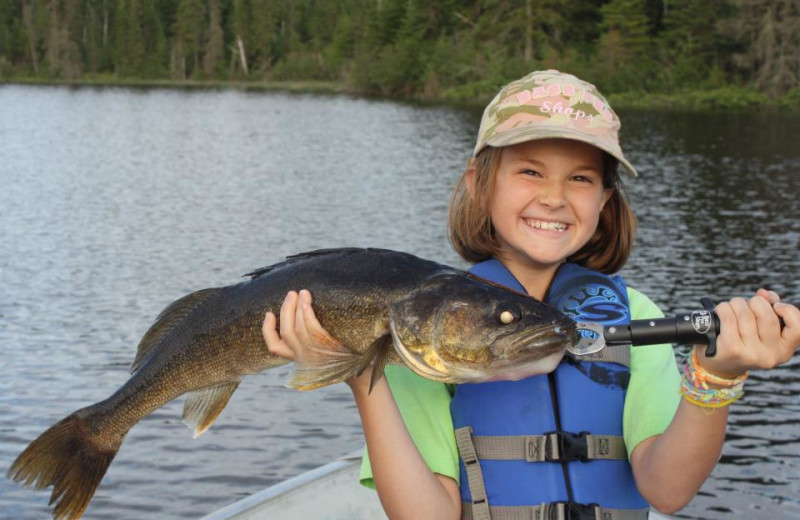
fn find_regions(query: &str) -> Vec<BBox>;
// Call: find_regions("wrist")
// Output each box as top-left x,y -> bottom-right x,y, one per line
346,368 -> 377,395
692,350 -> 750,383
680,350 -> 749,409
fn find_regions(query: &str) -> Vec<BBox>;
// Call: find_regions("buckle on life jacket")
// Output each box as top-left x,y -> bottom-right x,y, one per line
548,501 -> 600,520
545,431 -> 589,462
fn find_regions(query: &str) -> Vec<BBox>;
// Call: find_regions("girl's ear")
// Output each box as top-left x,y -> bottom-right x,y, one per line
465,158 -> 477,199
600,187 -> 613,211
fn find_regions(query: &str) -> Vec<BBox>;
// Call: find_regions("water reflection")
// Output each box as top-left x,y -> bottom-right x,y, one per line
0,86 -> 798,520
621,109 -> 800,520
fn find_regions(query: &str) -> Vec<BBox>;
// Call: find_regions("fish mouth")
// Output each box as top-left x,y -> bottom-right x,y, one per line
467,324 -> 572,381
493,321 -> 574,358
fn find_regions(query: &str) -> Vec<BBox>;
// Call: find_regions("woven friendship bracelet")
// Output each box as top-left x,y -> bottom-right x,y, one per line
690,350 -> 750,389
681,362 -> 746,408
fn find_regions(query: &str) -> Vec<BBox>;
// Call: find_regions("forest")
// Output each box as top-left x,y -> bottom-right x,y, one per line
1,0 -> 799,109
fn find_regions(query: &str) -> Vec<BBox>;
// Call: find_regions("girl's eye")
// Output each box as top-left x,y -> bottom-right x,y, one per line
520,169 -> 541,177
571,174 -> 597,183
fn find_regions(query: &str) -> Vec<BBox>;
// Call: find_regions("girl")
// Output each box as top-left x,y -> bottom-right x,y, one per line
262,70 -> 800,520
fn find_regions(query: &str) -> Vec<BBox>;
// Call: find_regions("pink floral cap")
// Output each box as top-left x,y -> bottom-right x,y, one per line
474,69 -> 637,177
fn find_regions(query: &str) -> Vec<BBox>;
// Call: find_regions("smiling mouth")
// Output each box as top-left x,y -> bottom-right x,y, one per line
523,218 -> 569,232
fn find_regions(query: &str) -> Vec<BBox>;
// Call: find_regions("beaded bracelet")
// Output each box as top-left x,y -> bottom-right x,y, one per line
680,352 -> 749,408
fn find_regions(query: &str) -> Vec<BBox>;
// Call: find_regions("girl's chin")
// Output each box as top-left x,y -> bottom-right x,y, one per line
509,250 -> 572,270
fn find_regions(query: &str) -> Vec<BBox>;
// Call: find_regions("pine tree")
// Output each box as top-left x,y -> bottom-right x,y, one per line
0,2 -> 28,75
723,0 -> 800,95
174,0 -> 206,79
597,0 -> 655,90
659,0 -> 732,89
204,0 -> 225,77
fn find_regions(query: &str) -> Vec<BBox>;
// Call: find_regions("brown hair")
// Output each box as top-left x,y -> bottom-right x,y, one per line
447,145 -> 637,274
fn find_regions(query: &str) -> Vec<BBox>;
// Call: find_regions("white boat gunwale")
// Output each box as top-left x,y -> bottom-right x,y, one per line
201,449 -> 675,520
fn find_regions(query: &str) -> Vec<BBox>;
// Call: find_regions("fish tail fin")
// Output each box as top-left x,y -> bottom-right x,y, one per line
289,333 -> 394,392
7,411 -> 120,520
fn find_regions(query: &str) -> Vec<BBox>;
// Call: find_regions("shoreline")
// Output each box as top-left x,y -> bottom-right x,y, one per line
2,77 -> 798,112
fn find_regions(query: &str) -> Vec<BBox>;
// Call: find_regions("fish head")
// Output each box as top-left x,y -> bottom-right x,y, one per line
389,273 -> 578,383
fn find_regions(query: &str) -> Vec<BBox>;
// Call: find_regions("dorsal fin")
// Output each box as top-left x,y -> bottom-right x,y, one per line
132,288 -> 220,373
242,248 -> 386,279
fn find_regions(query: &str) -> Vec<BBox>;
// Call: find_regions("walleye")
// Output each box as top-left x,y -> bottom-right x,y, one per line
8,248 -> 577,520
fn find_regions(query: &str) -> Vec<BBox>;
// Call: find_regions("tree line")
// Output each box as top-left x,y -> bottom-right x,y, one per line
1,0 -> 798,107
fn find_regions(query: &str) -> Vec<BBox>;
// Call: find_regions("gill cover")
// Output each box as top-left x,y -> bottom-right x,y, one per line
389,274 -> 463,382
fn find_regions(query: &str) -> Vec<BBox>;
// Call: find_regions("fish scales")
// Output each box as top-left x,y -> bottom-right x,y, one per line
7,248 -> 576,520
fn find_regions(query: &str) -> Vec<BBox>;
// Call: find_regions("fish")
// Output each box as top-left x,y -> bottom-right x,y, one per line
7,247 -> 577,520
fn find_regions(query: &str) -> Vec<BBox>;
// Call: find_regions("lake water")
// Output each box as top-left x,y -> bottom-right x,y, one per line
0,85 -> 798,520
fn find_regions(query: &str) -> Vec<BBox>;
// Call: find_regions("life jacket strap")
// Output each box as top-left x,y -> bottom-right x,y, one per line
455,426 -> 492,520
459,428 -> 627,463
461,501 -> 650,520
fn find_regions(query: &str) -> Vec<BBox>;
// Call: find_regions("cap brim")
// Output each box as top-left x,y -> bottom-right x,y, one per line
479,126 -> 638,178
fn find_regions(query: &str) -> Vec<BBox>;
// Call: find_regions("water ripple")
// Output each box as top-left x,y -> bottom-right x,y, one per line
1,87 -> 798,519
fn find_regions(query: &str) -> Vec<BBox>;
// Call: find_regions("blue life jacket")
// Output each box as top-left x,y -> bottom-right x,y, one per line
450,259 -> 649,520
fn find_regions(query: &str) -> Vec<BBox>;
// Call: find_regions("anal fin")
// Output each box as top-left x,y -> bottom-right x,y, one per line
182,381 -> 240,438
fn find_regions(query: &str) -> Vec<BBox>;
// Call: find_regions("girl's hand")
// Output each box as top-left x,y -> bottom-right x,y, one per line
261,289 -> 373,392
696,289 -> 800,378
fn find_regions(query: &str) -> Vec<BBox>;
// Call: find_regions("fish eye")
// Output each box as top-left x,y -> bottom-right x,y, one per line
495,305 -> 521,325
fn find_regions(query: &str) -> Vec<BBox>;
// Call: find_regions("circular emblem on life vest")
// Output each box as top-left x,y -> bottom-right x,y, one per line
550,271 -> 631,389
555,280 -> 628,326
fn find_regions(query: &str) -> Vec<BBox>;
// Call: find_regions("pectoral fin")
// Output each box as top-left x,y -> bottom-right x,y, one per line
289,333 -> 360,391
182,381 -> 241,438
355,334 -> 393,394
290,332 -> 394,392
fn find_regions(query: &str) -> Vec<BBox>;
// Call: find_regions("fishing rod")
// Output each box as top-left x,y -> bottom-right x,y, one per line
572,297 -> 797,357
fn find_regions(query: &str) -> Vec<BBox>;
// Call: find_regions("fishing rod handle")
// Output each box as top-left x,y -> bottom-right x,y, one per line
604,298 -> 795,357
603,309 -> 719,355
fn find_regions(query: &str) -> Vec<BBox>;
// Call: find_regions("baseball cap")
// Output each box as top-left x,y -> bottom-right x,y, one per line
473,69 -> 637,177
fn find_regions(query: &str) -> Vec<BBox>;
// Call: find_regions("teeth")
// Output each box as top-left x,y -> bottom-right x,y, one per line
525,219 -> 568,231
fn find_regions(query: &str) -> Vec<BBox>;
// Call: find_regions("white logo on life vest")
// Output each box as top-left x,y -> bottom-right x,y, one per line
691,311 -> 712,334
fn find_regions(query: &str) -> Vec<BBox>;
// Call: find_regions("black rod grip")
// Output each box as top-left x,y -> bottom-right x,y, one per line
604,314 -> 718,347
605,301 -> 796,354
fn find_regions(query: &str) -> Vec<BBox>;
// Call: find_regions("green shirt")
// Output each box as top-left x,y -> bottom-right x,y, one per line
360,287 -> 681,488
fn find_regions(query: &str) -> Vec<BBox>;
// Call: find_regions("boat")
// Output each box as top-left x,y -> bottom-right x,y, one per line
200,451 -> 675,520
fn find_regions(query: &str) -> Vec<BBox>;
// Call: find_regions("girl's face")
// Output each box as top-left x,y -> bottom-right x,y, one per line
485,138 -> 611,274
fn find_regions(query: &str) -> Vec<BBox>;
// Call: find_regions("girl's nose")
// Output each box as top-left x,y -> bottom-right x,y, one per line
538,180 -> 566,207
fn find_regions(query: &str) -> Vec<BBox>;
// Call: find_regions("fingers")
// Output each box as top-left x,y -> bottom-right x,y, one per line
298,290 -> 342,349
774,301 -> 800,330
263,289 -> 335,362
263,310 -> 295,361
293,290 -> 312,346
709,290 -> 796,373
755,288 -> 780,304
774,301 -> 800,363
728,297 -> 757,345
262,290 -> 303,361
280,290 -> 300,347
